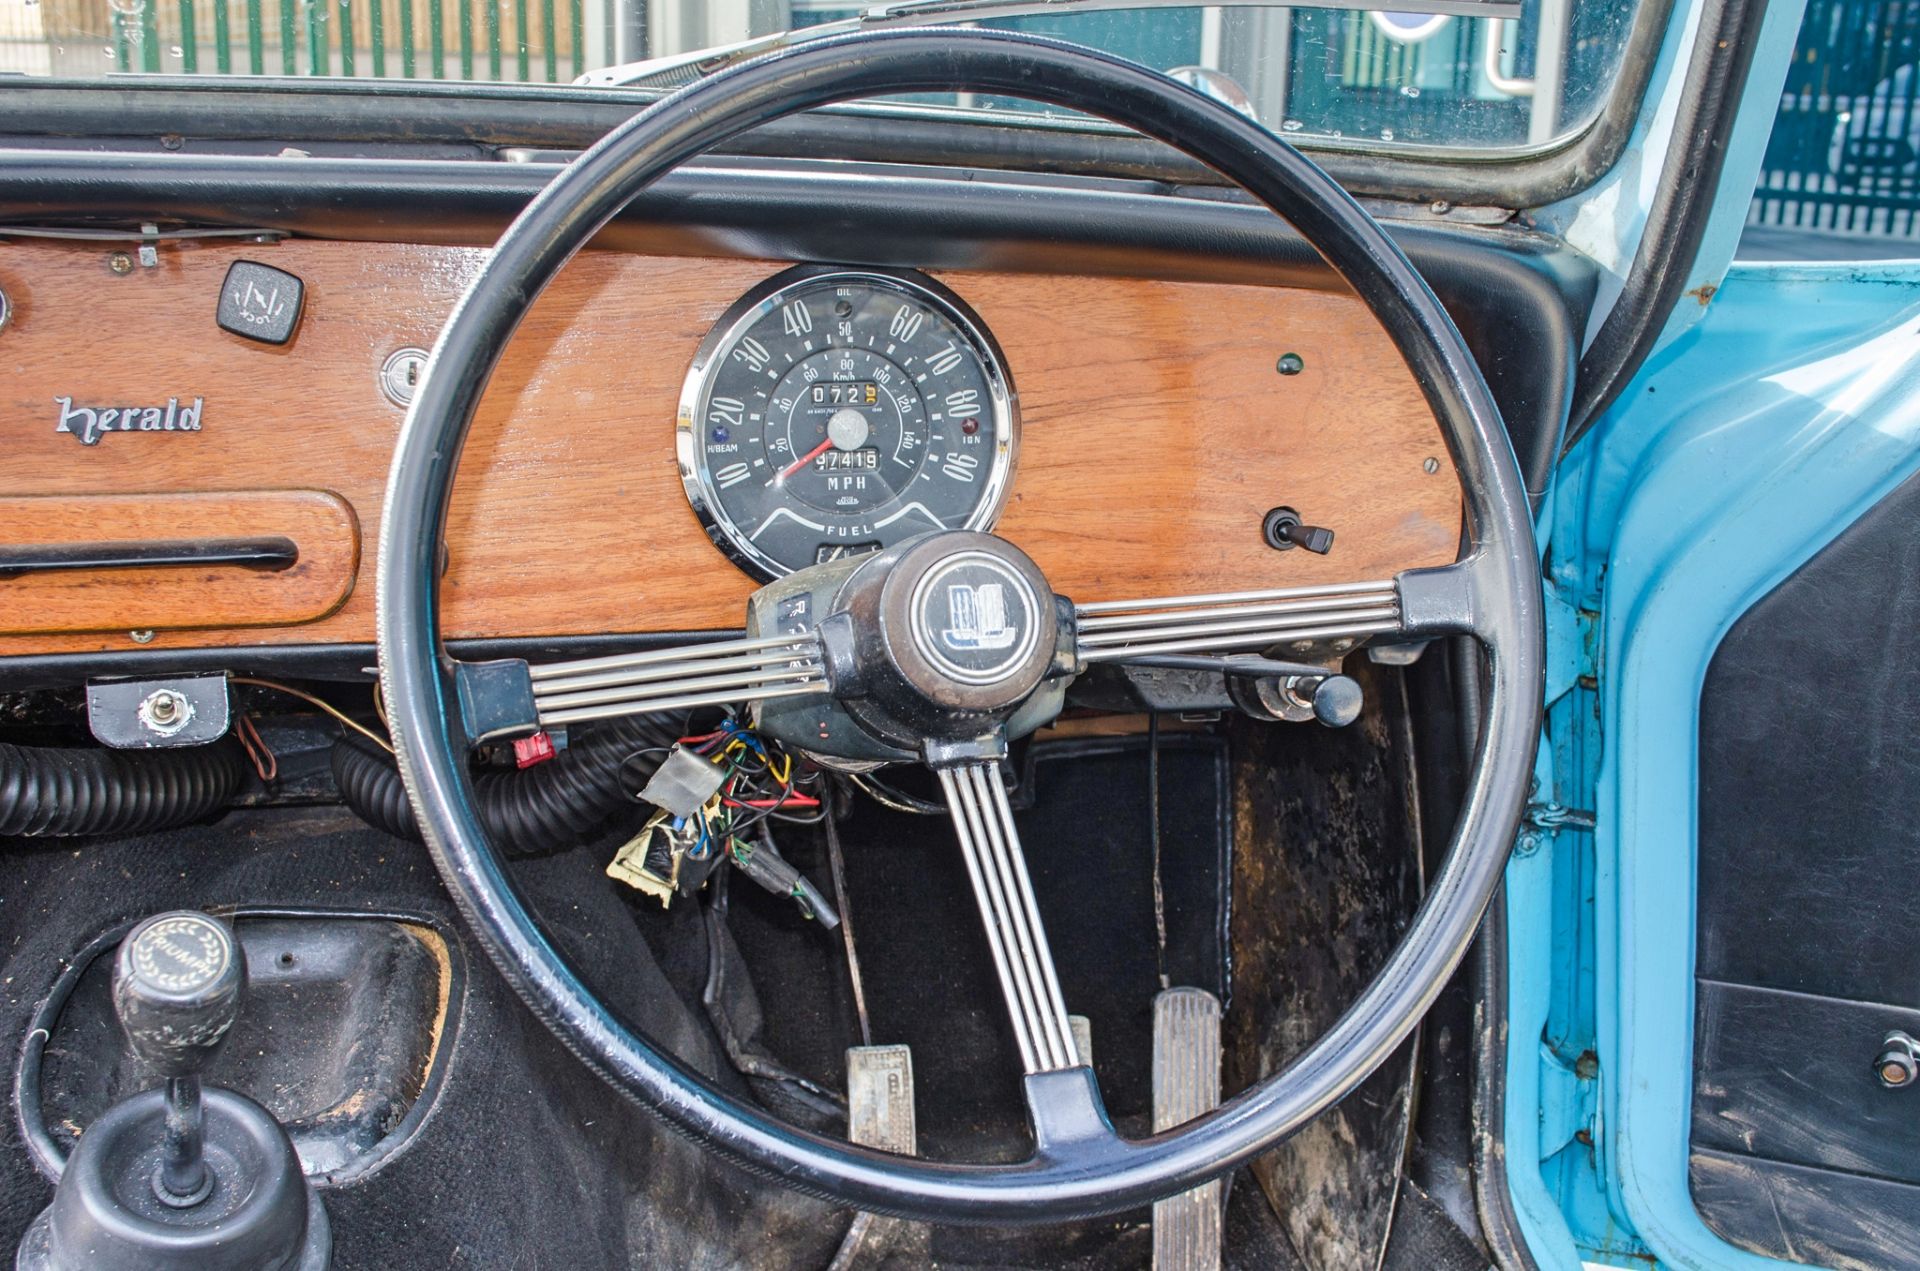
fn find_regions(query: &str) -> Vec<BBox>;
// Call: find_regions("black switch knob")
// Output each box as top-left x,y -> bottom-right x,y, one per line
112,912 -> 245,1206
1306,674 -> 1364,728
1262,507 -> 1335,555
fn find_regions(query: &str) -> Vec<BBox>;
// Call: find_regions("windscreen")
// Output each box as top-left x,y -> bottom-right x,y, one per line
0,0 -> 1643,155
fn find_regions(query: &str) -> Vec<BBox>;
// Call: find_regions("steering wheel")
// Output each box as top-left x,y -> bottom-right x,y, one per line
375,27 -> 1543,1223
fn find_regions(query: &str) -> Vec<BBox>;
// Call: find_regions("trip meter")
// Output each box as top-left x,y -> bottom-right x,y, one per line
677,266 -> 1018,579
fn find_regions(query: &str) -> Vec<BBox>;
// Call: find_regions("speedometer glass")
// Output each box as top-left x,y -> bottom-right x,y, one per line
677,266 -> 1017,580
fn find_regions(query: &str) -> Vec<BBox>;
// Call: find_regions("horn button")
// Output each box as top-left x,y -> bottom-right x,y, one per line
747,532 -> 1072,761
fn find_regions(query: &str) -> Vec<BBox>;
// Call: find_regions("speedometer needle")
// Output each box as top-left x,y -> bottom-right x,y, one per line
778,438 -> 834,481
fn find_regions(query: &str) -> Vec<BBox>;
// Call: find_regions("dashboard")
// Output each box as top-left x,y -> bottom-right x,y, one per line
0,234 -> 1468,659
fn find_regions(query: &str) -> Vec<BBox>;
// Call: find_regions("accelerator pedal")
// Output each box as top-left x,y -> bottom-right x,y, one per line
1152,988 -> 1224,1271
829,1045 -> 929,1270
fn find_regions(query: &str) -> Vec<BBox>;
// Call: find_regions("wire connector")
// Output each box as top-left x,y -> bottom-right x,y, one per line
639,744 -> 729,818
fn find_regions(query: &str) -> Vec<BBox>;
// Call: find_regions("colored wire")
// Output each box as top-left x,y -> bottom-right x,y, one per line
846,771 -> 947,816
229,676 -> 393,754
235,712 -> 278,782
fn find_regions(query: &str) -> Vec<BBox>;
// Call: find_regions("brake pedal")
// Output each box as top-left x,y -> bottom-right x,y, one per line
831,1045 -> 929,1271
1152,988 -> 1223,1271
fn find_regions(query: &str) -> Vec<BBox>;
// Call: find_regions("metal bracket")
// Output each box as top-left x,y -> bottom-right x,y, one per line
1515,799 -> 1597,856
86,674 -> 231,749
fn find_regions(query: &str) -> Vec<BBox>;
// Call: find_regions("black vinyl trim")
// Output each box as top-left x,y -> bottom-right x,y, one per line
0,632 -> 723,691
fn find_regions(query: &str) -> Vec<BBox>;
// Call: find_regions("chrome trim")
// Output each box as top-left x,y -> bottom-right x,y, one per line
1077,620 -> 1401,661
1074,580 -> 1401,662
526,632 -> 816,681
1077,604 -> 1399,648
537,678 -> 828,727
1073,579 -> 1393,615
530,632 -> 827,726
938,761 -> 1078,1074
675,265 -> 1019,582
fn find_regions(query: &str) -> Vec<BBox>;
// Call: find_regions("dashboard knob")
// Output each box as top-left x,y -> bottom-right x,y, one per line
1307,675 -> 1364,728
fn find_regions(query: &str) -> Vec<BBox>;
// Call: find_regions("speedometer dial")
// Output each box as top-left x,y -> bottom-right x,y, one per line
677,266 -> 1017,580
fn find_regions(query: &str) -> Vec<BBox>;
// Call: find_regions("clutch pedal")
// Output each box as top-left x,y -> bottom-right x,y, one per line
1152,987 -> 1223,1271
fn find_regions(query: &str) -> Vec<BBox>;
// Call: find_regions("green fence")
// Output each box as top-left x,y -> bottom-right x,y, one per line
1751,0 -> 1920,237
3,0 -> 583,81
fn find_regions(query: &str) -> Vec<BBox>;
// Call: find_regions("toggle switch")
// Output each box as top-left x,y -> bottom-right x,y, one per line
1262,507 -> 1335,555
216,260 -> 304,346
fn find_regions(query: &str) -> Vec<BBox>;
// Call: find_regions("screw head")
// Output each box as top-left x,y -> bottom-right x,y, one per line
1423,456 -> 1441,475
108,252 -> 135,275
128,629 -> 155,644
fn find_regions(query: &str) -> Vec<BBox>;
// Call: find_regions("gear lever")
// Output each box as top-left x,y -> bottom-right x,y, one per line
17,911 -> 330,1271
112,911 -> 245,1206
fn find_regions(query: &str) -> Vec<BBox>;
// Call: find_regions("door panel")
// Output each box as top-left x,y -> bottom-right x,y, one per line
1505,262 -> 1920,1270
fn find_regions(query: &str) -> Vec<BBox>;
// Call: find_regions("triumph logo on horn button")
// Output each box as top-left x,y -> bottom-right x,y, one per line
942,582 -> 1018,653
53,396 -> 204,446
911,552 -> 1041,687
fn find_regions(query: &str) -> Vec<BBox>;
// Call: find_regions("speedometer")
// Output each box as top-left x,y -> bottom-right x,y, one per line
677,266 -> 1017,580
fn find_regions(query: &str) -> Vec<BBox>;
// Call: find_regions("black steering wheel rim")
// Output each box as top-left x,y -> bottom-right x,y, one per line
376,27 -> 1543,1224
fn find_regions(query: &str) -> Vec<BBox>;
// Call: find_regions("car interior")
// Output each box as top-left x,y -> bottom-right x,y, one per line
3,0 -> 1913,1267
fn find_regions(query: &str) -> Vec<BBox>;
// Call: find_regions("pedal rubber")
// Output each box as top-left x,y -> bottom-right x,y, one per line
1152,988 -> 1223,1271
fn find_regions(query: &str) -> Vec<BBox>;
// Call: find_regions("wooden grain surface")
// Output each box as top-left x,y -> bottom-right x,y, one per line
0,490 -> 358,635
0,239 -> 1460,656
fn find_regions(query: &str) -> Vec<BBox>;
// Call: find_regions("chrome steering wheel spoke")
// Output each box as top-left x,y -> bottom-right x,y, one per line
1074,577 -> 1402,663
527,633 -> 830,727
935,759 -> 1081,1075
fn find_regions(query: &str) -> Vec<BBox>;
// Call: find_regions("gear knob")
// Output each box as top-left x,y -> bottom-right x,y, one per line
113,911 -> 246,1077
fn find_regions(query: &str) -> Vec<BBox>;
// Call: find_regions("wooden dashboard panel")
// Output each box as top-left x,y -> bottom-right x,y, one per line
0,239 -> 1461,656
0,490 -> 358,635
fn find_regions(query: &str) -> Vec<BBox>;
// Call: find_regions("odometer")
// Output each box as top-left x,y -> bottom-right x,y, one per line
677,266 -> 1018,580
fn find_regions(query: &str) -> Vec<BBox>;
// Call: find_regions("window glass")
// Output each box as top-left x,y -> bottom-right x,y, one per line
1743,0 -> 1920,260
0,0 -> 1641,158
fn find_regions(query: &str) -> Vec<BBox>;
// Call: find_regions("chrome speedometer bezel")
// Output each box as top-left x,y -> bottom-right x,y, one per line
676,264 -> 1019,581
